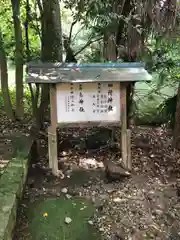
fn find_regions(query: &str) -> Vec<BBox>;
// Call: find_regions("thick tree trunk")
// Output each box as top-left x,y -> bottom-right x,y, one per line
11,0 -> 24,119
36,0 -> 63,129
103,33 -> 117,61
0,31 -> 15,121
173,83 -> 180,149
41,0 -> 63,61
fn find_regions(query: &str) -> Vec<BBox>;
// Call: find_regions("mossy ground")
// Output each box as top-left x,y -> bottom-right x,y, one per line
27,197 -> 101,240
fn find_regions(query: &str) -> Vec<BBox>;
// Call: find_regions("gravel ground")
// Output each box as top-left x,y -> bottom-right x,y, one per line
14,125 -> 180,240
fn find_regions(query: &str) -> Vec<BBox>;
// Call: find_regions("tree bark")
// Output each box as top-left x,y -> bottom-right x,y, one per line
11,0 -> 24,119
173,82 -> 180,149
41,0 -> 63,61
36,0 -> 63,129
0,30 -> 15,121
103,33 -> 117,61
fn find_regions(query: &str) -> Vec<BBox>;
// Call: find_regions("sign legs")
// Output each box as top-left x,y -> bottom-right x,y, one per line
49,84 -> 59,176
120,83 -> 132,170
48,126 -> 58,175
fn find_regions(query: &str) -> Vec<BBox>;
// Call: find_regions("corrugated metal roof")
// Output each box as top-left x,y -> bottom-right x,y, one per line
26,62 -> 152,83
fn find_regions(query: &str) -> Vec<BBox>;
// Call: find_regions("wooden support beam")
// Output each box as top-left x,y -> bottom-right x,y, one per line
127,129 -> 132,170
48,84 -> 58,176
120,83 -> 128,168
48,126 -> 53,169
120,83 -> 132,170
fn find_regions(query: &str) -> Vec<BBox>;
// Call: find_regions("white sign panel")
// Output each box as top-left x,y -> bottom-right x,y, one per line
56,82 -> 120,123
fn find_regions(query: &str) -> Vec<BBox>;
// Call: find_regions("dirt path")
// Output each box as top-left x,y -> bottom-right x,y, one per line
14,126 -> 180,240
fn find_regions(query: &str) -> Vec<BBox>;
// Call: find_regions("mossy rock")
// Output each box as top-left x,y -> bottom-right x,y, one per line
27,197 -> 101,240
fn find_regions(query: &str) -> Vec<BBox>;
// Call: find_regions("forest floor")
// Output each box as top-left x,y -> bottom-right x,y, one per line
5,118 -> 180,240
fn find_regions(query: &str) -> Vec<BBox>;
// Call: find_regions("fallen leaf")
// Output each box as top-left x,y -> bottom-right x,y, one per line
43,212 -> 48,217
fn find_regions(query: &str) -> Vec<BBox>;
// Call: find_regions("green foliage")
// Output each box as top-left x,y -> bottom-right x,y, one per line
133,36 -> 180,127
0,0 -> 41,63
0,0 -> 179,126
0,86 -> 32,115
158,95 -> 177,129
134,94 -> 177,128
144,38 -> 180,80
0,1 -> 14,60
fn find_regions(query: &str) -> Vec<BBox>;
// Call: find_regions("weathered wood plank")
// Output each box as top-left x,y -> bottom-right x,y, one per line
49,84 -> 58,176
120,83 -> 128,168
127,129 -> 132,170
56,121 -> 120,128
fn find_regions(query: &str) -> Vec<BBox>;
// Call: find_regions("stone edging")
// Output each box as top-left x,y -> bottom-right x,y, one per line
0,135 -> 34,240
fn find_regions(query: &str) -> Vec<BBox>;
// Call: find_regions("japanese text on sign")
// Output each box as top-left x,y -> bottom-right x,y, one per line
56,82 -> 120,123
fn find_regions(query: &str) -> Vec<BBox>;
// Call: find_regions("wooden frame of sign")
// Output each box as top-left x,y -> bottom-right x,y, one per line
26,62 -> 152,177
48,82 -> 131,176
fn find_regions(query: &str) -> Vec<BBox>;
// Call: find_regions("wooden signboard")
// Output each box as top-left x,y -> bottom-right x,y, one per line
26,62 -> 152,177
56,82 -> 120,124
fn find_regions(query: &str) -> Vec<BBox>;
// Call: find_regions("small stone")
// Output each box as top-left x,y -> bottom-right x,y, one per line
97,162 -> 104,168
92,191 -> 96,196
154,209 -> 163,215
99,227 -> 104,232
62,151 -> 67,156
65,194 -> 72,199
61,188 -> 68,194
88,220 -> 93,225
113,197 -> 122,203
169,212 -> 176,218
65,217 -> 72,224
100,194 -> 108,200
80,206 -> 87,210
56,192 -> 61,197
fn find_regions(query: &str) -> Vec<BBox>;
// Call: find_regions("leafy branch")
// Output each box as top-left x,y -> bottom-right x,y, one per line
74,36 -> 103,56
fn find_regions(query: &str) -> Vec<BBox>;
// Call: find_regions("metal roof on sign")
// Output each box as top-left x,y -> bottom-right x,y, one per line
26,62 -> 152,83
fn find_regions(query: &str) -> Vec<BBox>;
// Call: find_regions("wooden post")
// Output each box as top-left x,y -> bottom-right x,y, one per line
48,126 -> 52,169
127,129 -> 132,170
120,83 -> 128,168
48,84 -> 59,176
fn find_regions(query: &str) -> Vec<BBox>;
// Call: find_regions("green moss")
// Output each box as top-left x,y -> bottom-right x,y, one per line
27,197 -> 101,240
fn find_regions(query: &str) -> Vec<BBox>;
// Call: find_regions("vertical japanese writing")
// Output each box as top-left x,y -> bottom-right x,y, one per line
92,93 -> 96,113
107,83 -> 114,112
69,83 -> 75,112
79,84 -> 85,112
92,83 -> 115,114
97,83 -> 101,113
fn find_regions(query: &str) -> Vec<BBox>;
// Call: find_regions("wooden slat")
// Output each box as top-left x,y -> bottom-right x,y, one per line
27,62 -> 145,68
49,84 -> 58,176
120,83 -> 128,168
27,67 -> 151,84
127,129 -> 132,170
56,121 -> 120,128
48,126 -> 52,169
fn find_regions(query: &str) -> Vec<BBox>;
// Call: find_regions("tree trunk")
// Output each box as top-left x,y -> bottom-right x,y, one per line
0,30 -> 15,121
173,82 -> 180,149
103,33 -> 117,61
36,0 -> 63,129
41,0 -> 63,61
11,0 -> 24,119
